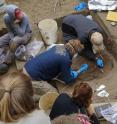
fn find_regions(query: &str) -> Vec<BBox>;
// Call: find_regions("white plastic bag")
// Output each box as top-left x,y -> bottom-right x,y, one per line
101,104 -> 117,124
96,85 -> 106,92
97,90 -> 109,97
47,43 -> 64,50
26,39 -> 45,60
88,0 -> 117,10
15,40 -> 45,61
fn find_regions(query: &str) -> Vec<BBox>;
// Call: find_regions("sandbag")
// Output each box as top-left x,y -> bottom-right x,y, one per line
32,80 -> 57,102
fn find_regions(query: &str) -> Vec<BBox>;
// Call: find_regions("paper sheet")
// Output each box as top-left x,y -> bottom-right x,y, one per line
106,11 -> 117,22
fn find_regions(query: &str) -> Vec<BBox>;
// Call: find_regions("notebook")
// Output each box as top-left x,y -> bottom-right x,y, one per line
95,103 -> 111,119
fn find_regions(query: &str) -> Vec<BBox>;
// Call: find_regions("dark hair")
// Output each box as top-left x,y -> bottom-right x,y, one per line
72,82 -> 93,108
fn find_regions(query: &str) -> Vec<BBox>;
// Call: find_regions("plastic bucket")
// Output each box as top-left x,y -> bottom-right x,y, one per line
38,19 -> 58,45
39,92 -> 59,111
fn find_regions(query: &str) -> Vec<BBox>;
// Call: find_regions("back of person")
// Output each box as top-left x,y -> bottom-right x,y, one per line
63,14 -> 101,35
24,45 -> 72,81
0,72 -> 51,124
62,14 -> 102,43
0,110 -> 51,124
50,93 -> 87,120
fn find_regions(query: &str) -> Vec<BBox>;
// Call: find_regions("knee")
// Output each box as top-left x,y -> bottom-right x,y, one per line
12,36 -> 21,43
9,37 -> 21,52
4,14 -> 11,24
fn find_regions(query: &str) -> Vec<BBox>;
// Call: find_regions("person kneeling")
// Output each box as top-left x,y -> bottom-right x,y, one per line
23,41 -> 88,85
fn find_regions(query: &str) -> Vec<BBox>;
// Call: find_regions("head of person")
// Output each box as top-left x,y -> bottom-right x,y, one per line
52,114 -> 91,124
14,8 -> 24,20
6,4 -> 24,21
0,72 -> 34,122
65,39 -> 84,56
72,82 -> 93,108
90,32 -> 105,54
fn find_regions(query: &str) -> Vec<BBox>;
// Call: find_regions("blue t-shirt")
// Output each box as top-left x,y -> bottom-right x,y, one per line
25,45 -> 75,84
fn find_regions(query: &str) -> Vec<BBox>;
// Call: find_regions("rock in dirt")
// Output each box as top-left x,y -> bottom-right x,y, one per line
32,80 -> 57,102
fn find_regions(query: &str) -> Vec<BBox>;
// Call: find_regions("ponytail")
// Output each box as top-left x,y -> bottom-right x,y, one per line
0,72 -> 34,122
0,91 -> 15,122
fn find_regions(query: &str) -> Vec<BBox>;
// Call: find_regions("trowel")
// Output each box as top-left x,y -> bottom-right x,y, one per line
98,54 -> 104,73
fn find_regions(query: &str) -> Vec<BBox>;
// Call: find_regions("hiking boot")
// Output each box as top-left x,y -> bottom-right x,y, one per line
0,63 -> 9,75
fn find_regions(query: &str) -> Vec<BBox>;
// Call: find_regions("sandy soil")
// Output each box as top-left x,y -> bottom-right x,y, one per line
0,0 -> 117,107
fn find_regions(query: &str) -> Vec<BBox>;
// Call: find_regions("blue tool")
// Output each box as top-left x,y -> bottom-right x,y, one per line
70,64 -> 89,79
74,2 -> 88,11
70,70 -> 79,79
96,57 -> 104,69
77,63 -> 89,75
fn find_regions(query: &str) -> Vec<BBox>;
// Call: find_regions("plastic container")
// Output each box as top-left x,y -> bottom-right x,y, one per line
39,92 -> 59,111
38,19 -> 58,45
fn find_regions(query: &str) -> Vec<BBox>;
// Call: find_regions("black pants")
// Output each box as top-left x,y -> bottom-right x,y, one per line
78,48 -> 96,61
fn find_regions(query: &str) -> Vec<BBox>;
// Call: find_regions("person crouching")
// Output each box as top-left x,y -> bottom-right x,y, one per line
23,41 -> 88,85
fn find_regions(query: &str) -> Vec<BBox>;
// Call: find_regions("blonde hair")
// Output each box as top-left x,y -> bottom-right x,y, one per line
0,72 -> 34,122
65,39 -> 84,55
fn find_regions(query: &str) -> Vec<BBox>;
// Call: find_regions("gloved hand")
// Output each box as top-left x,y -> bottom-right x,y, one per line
70,70 -> 78,79
96,58 -> 104,68
77,64 -> 89,75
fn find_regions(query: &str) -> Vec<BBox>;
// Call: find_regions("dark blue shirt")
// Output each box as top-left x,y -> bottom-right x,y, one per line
50,93 -> 87,120
62,14 -> 102,46
25,45 -> 74,84
50,93 -> 100,124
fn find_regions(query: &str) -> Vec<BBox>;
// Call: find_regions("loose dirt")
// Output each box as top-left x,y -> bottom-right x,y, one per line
0,0 -> 117,105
